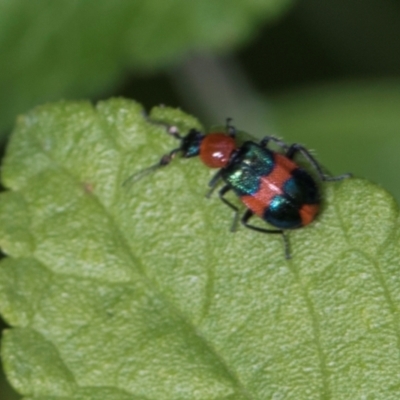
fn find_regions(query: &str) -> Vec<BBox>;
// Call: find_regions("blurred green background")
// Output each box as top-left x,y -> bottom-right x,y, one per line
1,0 -> 400,398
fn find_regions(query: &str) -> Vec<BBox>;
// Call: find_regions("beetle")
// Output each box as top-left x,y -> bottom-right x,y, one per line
124,120 -> 351,258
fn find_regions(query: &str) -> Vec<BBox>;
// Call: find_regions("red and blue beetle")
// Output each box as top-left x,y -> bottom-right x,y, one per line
125,120 -> 351,258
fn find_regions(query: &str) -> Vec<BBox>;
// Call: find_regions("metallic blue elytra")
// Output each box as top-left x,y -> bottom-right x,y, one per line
221,142 -> 275,196
264,195 -> 303,229
283,169 -> 320,205
218,141 -> 320,230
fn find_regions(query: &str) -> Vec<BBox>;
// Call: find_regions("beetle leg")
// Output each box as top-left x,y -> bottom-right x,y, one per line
241,210 -> 291,259
206,170 -> 223,198
217,185 -> 241,232
260,136 -> 290,151
286,144 -> 352,181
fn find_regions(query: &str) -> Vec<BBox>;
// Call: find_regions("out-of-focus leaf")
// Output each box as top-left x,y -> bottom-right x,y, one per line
0,0 -> 294,134
0,332 -> 21,400
272,79 -> 400,201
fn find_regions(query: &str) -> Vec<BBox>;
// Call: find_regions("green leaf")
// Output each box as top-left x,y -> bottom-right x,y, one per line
1,98 -> 400,399
0,0 -> 294,133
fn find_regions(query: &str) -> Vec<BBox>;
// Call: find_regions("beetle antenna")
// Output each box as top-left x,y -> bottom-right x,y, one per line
122,148 -> 180,188
167,125 -> 183,140
149,122 -> 183,140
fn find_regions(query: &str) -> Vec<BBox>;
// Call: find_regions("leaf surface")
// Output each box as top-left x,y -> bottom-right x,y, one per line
0,99 -> 400,399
